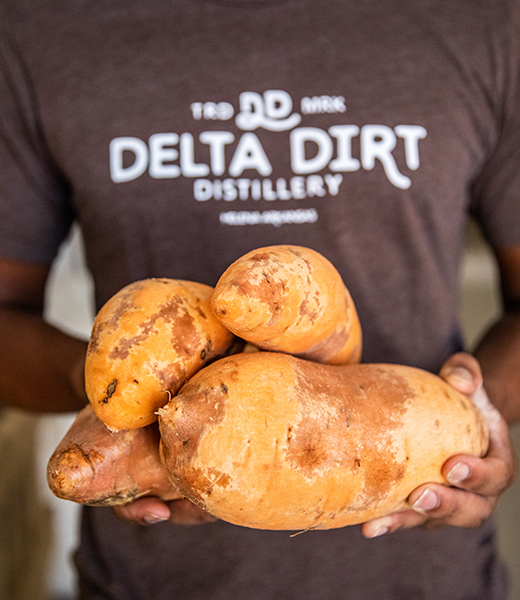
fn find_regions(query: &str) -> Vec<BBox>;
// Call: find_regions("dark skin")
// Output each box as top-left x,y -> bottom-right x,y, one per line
0,259 -> 87,412
0,246 -> 518,530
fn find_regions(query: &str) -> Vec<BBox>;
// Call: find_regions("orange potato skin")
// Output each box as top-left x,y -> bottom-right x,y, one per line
47,404 -> 181,506
210,245 -> 362,365
85,278 -> 235,431
158,352 -> 488,531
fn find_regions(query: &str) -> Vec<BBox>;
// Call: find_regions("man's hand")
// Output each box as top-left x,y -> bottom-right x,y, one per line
361,352 -> 518,538
113,496 -> 218,526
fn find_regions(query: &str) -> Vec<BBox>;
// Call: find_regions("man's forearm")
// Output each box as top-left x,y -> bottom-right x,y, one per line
473,311 -> 520,424
0,307 -> 88,412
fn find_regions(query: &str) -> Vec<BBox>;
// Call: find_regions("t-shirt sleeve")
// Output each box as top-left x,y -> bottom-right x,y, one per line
470,1 -> 520,248
0,29 -> 74,265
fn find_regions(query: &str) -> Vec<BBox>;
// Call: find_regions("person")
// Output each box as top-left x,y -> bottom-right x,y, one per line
0,0 -> 519,598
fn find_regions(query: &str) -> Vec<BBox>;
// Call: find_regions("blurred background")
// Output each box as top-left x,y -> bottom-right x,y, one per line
0,221 -> 519,600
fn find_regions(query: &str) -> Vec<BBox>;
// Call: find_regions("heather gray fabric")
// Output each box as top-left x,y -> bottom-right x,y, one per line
0,0 -> 519,598
77,509 -> 506,600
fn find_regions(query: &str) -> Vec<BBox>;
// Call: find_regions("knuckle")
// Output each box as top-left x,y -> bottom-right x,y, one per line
493,459 -> 517,494
467,505 -> 494,529
112,504 -> 137,524
504,467 -> 518,492
460,497 -> 496,529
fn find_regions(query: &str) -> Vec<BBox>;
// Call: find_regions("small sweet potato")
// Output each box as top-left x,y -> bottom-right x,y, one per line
210,245 -> 362,364
85,278 -> 235,430
47,404 -> 181,506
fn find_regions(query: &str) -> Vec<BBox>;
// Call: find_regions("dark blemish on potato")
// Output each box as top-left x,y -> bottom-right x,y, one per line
100,379 -> 118,404
133,379 -> 139,384
220,383 -> 228,394
299,444 -> 322,468
262,271 -> 271,285
274,438 -> 281,461
195,305 -> 208,320
107,379 -> 118,397
201,349 -> 207,360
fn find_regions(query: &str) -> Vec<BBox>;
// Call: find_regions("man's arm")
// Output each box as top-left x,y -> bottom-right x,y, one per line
0,255 -> 214,524
474,246 -> 520,423
0,256 -> 88,412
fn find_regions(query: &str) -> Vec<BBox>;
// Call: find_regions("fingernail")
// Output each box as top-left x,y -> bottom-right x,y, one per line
365,516 -> 393,539
446,366 -> 473,381
412,489 -> 439,513
143,513 -> 168,525
371,525 -> 389,538
447,462 -> 470,484
443,366 -> 474,392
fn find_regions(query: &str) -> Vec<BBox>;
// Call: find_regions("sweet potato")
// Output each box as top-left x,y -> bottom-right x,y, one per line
85,278 -> 235,430
158,352 -> 488,531
210,245 -> 362,365
47,404 -> 181,506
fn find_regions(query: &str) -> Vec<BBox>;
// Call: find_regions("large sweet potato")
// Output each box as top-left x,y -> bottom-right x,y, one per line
158,352 -> 488,531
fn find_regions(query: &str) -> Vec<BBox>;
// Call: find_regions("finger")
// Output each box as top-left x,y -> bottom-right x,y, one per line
442,454 -> 514,499
166,498 -> 218,526
443,384 -> 517,492
439,352 -> 483,396
113,496 -> 171,525
361,509 -> 427,538
408,482 -> 495,528
443,443 -> 516,501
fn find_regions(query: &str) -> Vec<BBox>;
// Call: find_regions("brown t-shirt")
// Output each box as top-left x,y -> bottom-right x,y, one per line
1,0 -> 519,598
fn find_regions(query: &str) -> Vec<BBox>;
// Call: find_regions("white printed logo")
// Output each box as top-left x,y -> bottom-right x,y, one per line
109,89 -> 428,201
235,90 -> 302,132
